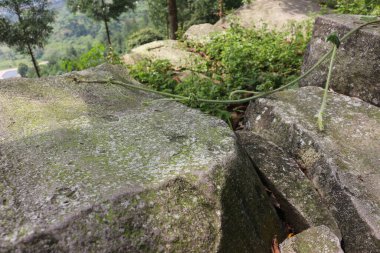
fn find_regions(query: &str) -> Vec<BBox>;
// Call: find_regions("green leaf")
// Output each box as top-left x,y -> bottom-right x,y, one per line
326,33 -> 341,48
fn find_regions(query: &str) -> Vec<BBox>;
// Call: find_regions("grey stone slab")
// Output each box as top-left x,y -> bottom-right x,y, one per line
280,225 -> 344,253
237,131 -> 341,238
243,86 -> 380,252
0,64 -> 283,252
301,14 -> 380,106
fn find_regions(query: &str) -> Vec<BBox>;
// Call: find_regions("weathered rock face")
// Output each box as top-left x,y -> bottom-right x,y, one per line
0,65 -> 283,252
183,0 -> 319,45
280,226 -> 344,253
215,0 -> 319,30
301,15 -> 380,106
183,23 -> 224,44
242,86 -> 380,252
236,132 -> 341,238
123,40 -> 199,69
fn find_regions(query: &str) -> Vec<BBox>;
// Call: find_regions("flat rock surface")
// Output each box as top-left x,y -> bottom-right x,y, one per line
301,14 -> 380,106
123,40 -> 199,68
237,131 -> 340,238
0,65 -> 282,252
243,86 -> 380,252
183,23 -> 224,43
183,0 -> 319,45
280,225 -> 344,253
215,0 -> 319,30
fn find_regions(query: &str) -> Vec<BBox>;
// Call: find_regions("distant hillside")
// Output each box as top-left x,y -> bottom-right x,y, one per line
0,0 -> 151,72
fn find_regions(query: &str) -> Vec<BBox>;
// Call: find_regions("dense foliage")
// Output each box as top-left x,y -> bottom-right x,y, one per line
336,0 -> 380,15
324,0 -> 380,15
146,0 -> 248,36
126,28 -> 165,50
27,43 -> 111,77
67,0 -> 135,44
128,22 -> 312,122
196,22 -> 312,92
0,1 -> 150,71
0,0 -> 55,77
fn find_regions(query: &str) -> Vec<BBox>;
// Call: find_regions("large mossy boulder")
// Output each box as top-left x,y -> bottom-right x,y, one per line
280,226 -> 344,253
0,65 -> 283,252
183,23 -> 224,44
215,0 -> 319,30
183,0 -> 319,45
301,14 -> 380,106
236,132 -> 341,238
123,40 -> 199,69
242,86 -> 380,252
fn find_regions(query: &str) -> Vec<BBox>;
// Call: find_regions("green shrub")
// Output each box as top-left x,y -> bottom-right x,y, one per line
128,59 -> 177,93
128,59 -> 231,121
127,28 -> 165,51
198,22 -> 312,92
17,63 -> 29,77
334,0 -> 380,15
60,43 -> 106,72
128,22 -> 312,123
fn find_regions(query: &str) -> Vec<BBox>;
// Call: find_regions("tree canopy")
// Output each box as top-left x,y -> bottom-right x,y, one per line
146,0 -> 248,36
67,0 -> 135,45
0,0 -> 55,77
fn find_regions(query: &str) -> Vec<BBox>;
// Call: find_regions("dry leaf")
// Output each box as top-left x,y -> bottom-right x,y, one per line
271,235 -> 280,253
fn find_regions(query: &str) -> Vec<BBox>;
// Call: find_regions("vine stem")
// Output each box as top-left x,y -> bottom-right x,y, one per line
316,45 -> 337,131
75,20 -> 379,105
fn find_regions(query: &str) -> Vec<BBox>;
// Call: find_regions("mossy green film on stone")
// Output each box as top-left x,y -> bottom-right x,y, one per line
80,180 -> 219,252
247,86 -> 380,252
0,65 -> 236,246
270,87 -> 380,175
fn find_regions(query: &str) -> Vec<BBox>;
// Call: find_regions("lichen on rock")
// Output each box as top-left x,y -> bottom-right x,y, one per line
301,14 -> 380,106
0,64 -> 283,252
242,86 -> 380,252
280,226 -> 344,253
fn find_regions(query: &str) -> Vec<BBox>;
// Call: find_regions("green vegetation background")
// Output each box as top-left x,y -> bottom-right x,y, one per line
0,0 -> 378,123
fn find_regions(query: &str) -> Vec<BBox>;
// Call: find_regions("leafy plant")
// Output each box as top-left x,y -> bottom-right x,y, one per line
85,20 -> 379,131
194,21 -> 312,93
106,46 -> 123,65
61,43 -> 106,72
334,0 -> 380,15
128,22 -> 312,124
127,28 -> 165,50
128,59 -> 177,93
17,63 -> 29,77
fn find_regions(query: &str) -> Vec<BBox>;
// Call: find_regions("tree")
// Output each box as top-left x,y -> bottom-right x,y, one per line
146,0 -> 248,37
167,0 -> 178,40
67,0 -> 135,45
0,0 -> 55,78
17,63 -> 28,77
218,0 -> 223,18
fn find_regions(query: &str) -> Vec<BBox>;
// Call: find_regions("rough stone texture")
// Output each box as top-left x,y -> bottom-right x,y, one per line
280,226 -> 344,253
0,64 -> 283,252
243,86 -> 380,253
182,0 -> 319,45
183,23 -> 224,44
236,131 -> 341,238
301,15 -> 380,106
123,40 -> 200,69
215,0 -> 319,30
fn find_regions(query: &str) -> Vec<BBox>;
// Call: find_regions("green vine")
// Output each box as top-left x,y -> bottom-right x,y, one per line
316,40 -> 338,131
75,19 -> 379,131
